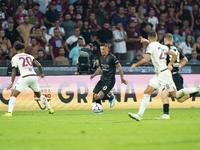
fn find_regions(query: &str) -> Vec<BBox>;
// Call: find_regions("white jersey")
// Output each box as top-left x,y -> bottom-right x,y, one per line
146,42 -> 169,74
11,53 -> 37,77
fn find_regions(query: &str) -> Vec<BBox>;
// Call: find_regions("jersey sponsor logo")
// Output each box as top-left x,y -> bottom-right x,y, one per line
56,5 -> 62,11
55,40 -> 62,47
134,32 -> 138,37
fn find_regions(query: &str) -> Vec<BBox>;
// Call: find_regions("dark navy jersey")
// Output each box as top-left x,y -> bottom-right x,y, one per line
99,53 -> 119,81
166,44 -> 185,72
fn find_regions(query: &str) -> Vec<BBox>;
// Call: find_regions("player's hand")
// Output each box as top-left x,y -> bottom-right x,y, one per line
131,64 -> 137,70
40,74 -> 44,78
7,84 -> 13,90
90,75 -> 95,80
168,65 -> 173,71
140,37 -> 148,43
121,78 -> 128,85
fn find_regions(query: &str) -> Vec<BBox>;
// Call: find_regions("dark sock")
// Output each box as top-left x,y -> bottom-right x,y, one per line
163,104 -> 169,115
102,95 -> 113,101
190,92 -> 199,97
96,100 -> 102,105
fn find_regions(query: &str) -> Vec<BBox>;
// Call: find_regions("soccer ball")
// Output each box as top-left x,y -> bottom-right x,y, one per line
92,103 -> 103,113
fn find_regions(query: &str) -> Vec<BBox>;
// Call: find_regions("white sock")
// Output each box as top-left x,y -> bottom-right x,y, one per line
138,94 -> 151,117
8,96 -> 16,113
176,88 -> 198,99
40,95 -> 51,109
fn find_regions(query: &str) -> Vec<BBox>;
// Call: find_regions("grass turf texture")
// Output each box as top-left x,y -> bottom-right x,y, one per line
0,109 -> 200,150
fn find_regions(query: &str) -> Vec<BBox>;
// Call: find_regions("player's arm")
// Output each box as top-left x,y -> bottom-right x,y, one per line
179,56 -> 188,70
168,50 -> 177,70
131,53 -> 151,69
90,67 -> 102,80
116,63 -> 128,85
7,67 -> 17,90
33,59 -> 44,78
140,36 -> 149,44
49,45 -> 54,60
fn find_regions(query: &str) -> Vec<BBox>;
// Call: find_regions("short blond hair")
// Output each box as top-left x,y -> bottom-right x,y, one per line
164,33 -> 173,41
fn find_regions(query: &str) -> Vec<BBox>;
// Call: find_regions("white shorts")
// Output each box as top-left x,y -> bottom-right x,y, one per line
149,69 -> 176,92
15,76 -> 40,92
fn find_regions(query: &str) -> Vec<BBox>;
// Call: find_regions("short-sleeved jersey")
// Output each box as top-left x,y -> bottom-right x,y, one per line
146,41 -> 169,74
166,44 -> 185,73
99,53 -> 119,81
11,53 -> 37,77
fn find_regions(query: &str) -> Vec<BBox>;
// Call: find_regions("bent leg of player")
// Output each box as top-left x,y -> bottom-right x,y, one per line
93,80 -> 104,105
175,90 -> 198,103
100,81 -> 116,108
29,76 -> 54,114
155,89 -> 170,120
34,92 -> 54,114
129,75 -> 158,121
176,85 -> 200,99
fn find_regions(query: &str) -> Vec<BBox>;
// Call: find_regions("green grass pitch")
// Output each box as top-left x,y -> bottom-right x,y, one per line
0,108 -> 200,150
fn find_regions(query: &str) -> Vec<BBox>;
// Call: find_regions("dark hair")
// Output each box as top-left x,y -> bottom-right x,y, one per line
59,46 -> 65,51
118,6 -> 124,10
23,15 -> 29,19
136,49 -> 143,53
115,21 -> 122,26
54,28 -> 59,31
65,13 -> 70,16
15,43 -> 25,51
129,20 -> 135,25
15,37 -> 22,42
100,43 -> 108,47
30,26 -> 36,34
33,2 -> 40,7
104,22 -> 109,24
173,26 -> 179,30
31,37 -> 37,41
185,34 -> 193,47
2,36 -> 7,40
55,20 -> 60,23
37,49 -> 43,53
76,19 -> 82,22
78,38 -> 83,41
74,27 -> 80,31
148,31 -> 157,39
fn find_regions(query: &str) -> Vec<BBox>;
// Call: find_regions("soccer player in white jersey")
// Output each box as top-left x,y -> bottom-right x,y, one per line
2,43 -> 54,117
128,31 -> 200,121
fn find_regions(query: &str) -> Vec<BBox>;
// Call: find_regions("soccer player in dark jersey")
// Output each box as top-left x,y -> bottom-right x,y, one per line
156,33 -> 199,119
90,43 -> 128,114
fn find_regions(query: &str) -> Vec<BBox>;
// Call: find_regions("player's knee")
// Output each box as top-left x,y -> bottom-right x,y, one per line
176,98 -> 183,103
97,91 -> 105,100
144,89 -> 151,95
94,94 -> 98,100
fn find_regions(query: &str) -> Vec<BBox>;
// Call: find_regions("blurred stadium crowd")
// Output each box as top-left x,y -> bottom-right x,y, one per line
0,0 -> 200,67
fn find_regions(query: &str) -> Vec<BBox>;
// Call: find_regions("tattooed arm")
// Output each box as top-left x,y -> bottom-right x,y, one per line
33,59 -> 44,78
7,67 -> 16,90
90,67 -> 102,80
116,63 -> 128,85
